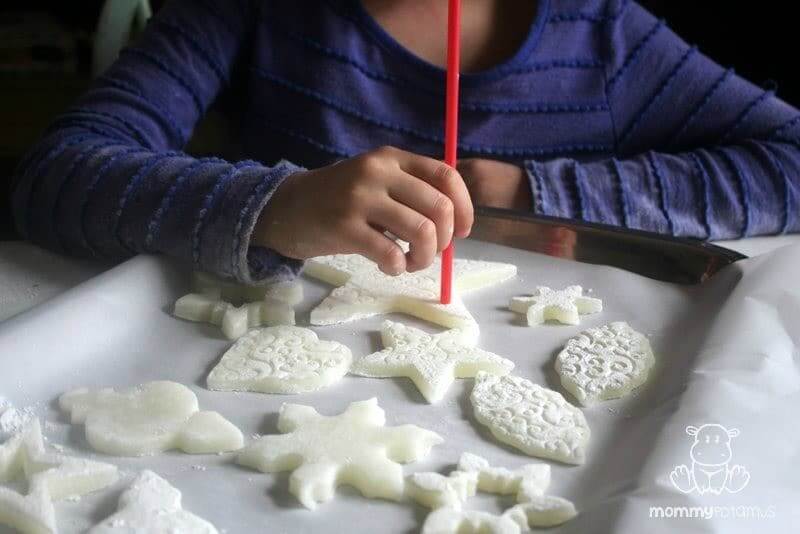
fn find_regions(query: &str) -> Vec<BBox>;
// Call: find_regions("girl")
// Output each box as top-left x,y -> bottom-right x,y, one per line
12,0 -> 800,282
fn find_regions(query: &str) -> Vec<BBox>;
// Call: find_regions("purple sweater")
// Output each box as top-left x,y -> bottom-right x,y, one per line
12,0 -> 800,283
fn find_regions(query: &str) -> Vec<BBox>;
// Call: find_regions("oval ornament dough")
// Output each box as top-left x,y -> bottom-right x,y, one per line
555,321 -> 655,406
470,372 -> 590,465
207,326 -> 352,394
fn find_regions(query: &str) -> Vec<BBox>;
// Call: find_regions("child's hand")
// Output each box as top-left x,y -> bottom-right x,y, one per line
254,146 -> 473,275
457,159 -> 532,211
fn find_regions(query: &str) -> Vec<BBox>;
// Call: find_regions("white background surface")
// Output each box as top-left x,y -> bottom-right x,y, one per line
1,238 -> 799,533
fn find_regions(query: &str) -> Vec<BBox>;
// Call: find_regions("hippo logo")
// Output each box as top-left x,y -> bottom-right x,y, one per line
669,424 -> 750,495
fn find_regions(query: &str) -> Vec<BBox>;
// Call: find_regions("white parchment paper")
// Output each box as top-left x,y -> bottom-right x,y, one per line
1,239 -> 798,533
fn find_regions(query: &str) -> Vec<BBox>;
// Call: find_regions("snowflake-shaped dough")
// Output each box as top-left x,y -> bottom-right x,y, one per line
457,453 -> 550,503
351,321 -> 514,403
88,470 -> 217,533
237,398 -> 443,509
0,419 -> 118,534
207,326 -> 352,394
555,321 -> 655,406
406,470 -> 478,509
470,372 -> 590,465
422,508 -> 522,534
305,249 -> 516,329
174,272 -> 302,339
414,453 -> 576,533
59,381 -> 244,456
509,286 -> 602,326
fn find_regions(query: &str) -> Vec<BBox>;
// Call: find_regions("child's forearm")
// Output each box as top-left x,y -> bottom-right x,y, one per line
10,0 -> 304,282
527,0 -> 800,239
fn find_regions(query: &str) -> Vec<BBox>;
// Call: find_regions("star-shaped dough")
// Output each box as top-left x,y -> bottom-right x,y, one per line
305,249 -> 516,329
174,272 -> 302,339
237,398 -> 443,509
351,321 -> 514,403
88,470 -> 217,533
0,419 -> 118,534
509,286 -> 601,326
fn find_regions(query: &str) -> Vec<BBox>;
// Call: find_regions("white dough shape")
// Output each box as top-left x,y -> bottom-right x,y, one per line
88,470 -> 217,534
422,508 -> 522,534
237,398 -> 443,509
305,248 -> 516,329
352,321 -> 514,403
405,471 -> 478,509
471,373 -> 590,465
509,285 -> 602,326
59,381 -> 243,456
207,326 -> 352,394
0,419 -> 118,534
506,495 -> 578,529
555,321 -> 655,406
457,453 -> 550,503
174,272 -> 302,339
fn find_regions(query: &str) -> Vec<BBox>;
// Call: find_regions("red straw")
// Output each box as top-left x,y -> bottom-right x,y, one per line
440,0 -> 460,304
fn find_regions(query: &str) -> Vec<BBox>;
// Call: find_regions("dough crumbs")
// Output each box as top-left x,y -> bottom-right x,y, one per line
59,381 -> 244,456
207,326 -> 352,394
470,373 -> 590,465
174,272 -> 302,340
88,470 -> 218,533
555,321 -> 655,406
237,398 -> 443,509
351,321 -> 514,403
305,245 -> 516,329
0,419 -> 118,534
509,286 -> 602,326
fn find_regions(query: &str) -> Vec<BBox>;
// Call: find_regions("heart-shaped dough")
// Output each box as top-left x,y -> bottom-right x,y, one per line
207,326 -> 352,394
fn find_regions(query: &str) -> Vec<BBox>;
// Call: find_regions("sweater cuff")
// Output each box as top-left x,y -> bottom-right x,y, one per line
199,159 -> 305,284
524,159 -> 580,219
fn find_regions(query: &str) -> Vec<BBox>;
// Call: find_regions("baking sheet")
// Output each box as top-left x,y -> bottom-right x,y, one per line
1,239 -> 799,533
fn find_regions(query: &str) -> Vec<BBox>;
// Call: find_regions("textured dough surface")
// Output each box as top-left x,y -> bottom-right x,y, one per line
237,398 -> 443,509
0,419 -> 118,534
207,326 -> 352,394
470,373 -> 590,465
174,274 -> 301,339
509,285 -> 602,326
351,321 -> 514,403
59,381 -> 243,456
456,453 -> 550,503
88,470 -> 218,533
555,321 -> 655,405
305,248 -> 516,329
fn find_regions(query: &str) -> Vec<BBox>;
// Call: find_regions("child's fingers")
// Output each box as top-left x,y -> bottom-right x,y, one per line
347,224 -> 408,275
395,152 -> 474,238
387,175 -> 454,254
366,196 -> 438,272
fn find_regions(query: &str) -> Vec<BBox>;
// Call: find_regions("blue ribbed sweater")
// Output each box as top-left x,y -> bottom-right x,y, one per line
12,0 -> 800,283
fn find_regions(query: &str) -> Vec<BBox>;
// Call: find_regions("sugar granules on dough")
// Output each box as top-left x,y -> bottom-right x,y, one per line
0,398 -> 36,440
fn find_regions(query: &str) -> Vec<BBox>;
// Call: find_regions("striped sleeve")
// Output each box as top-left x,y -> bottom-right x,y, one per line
11,0 -> 303,282
529,0 -> 800,239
